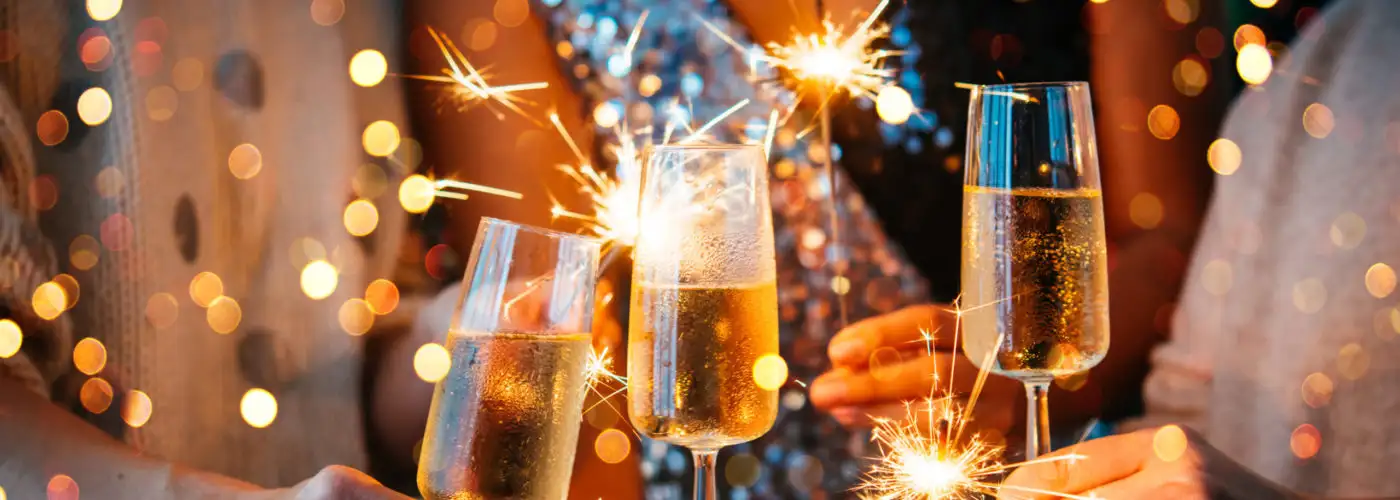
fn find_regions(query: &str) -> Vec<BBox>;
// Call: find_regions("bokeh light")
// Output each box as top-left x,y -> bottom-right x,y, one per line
593,428 -> 631,464
1330,212 -> 1366,249
77,87 -> 113,126
467,19 -> 499,52
52,274 -> 80,309
146,85 -> 178,121
399,174 -> 435,213
1301,372 -> 1333,409
172,57 -> 204,91
206,296 -> 242,334
338,298 -> 375,336
33,281 -> 68,320
310,0 -> 346,26
80,31 -> 113,71
1251,0 -> 1278,7
343,199 -> 380,237
1129,192 -> 1164,229
47,474 -> 78,500
1237,44 -> 1273,85
240,388 -> 278,428
69,235 -> 101,271
593,102 -> 620,129
725,453 -> 762,488
1196,27 -> 1224,59
1207,138 -> 1242,175
300,260 -> 339,300
73,337 -> 107,375
752,354 -> 789,391
868,346 -> 903,382
493,0 -> 530,28
96,166 -> 126,198
349,49 -> 388,87
80,376 -> 114,413
1147,105 -> 1180,140
414,343 -> 451,383
145,292 -> 179,329
365,279 -> 399,315
1233,24 -> 1267,51
189,271 -> 224,308
1290,424 -> 1320,459
31,175 -> 58,211
37,110 -> 69,146
1163,0 -> 1198,25
100,213 -> 133,251
87,0 -> 122,21
639,74 -> 662,97
1336,343 -> 1370,380
228,143 -> 263,180
1172,57 -> 1209,97
1152,424 -> 1188,462
1365,263 -> 1395,298
0,319 -> 21,358
352,163 -> 388,199
875,86 -> 914,125
362,120 -> 401,157
122,389 -> 153,428
1302,103 -> 1334,139
1292,278 -> 1327,314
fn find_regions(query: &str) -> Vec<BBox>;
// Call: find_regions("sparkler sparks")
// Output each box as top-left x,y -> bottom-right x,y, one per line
854,299 -> 1092,500
402,26 -> 549,120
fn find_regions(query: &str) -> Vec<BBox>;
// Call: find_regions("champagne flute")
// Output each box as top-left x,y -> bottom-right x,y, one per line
418,218 -> 601,500
960,82 -> 1110,459
628,144 -> 780,500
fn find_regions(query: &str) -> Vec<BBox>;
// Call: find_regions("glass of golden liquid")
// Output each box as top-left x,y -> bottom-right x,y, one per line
961,82 -> 1110,459
418,218 -> 601,500
628,144 -> 780,500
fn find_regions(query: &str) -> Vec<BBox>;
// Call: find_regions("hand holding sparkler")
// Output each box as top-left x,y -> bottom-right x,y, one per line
1000,425 -> 1303,500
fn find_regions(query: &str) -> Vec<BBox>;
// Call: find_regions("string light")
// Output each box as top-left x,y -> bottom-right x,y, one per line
240,388 -> 278,428
300,260 -> 339,300
349,49 -> 388,87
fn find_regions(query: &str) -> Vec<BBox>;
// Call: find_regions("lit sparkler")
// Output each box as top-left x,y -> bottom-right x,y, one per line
401,26 -> 550,120
854,299 -> 1092,500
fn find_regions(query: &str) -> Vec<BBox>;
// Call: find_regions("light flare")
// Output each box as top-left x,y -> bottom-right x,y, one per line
401,26 -> 549,120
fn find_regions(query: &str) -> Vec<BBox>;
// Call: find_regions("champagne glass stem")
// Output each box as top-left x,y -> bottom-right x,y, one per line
1024,380 -> 1053,459
692,450 -> 718,500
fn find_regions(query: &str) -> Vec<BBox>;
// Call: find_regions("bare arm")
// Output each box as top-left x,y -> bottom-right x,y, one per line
0,378 -> 264,499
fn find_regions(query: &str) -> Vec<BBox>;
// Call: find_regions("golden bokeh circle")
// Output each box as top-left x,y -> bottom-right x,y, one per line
1237,44 -> 1273,85
37,110 -> 69,146
33,281 -> 68,320
1300,372 -> 1333,409
80,376 -> 114,413
122,389 -> 153,428
52,273 -> 80,309
1290,424 -> 1320,459
1336,343 -> 1370,381
69,234 -> 101,270
349,49 -> 388,87
1302,103 -> 1334,139
189,271 -> 224,308
343,199 -> 380,237
752,354 -> 788,391
240,388 -> 278,428
73,337 -> 107,375
1152,424 -> 1188,462
338,298 -> 375,336
1364,263 -> 1396,299
362,120 -> 401,157
593,428 -> 631,464
310,0 -> 346,26
1147,105 -> 1180,140
87,0 -> 122,21
399,174 -> 436,214
1207,138 -> 1242,176
228,143 -> 263,180
365,279 -> 400,315
206,296 -> 242,334
300,260 -> 339,300
145,292 -> 179,329
76,87 -> 113,126
875,86 -> 914,125
0,319 -> 21,358
414,343 -> 452,383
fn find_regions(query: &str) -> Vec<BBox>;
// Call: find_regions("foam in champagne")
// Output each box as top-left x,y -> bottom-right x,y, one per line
961,186 -> 1110,379
418,331 -> 591,500
628,282 -> 780,451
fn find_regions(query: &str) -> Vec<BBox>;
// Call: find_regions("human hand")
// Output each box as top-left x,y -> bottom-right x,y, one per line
260,466 -> 409,500
810,305 -> 1021,431
1000,426 -> 1300,500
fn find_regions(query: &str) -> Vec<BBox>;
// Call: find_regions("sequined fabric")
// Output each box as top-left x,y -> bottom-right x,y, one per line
538,1 -> 928,497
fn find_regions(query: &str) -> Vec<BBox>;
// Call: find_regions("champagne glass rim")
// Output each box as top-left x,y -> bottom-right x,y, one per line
651,143 -> 763,153
974,80 -> 1089,91
479,217 -> 603,245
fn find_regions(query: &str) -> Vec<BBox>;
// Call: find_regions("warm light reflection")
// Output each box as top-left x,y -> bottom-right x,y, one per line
310,0 -> 346,26
206,296 -> 242,334
414,342 -> 452,382
80,376 -> 114,413
365,279 -> 400,315
47,474 -> 78,500
73,337 -> 107,375
343,199 -> 380,237
1365,263 -> 1396,298
33,281 -> 68,320
122,389 -> 153,428
594,428 -> 631,464
1129,192 -> 1164,229
876,86 -> 914,125
240,388 -> 278,428
0,319 -> 21,358
228,143 -> 263,180
300,260 -> 339,300
1207,138 -> 1242,175
1302,103 -> 1334,139
1301,372 -> 1333,409
70,235 -> 101,270
1201,259 -> 1233,296
1153,424 -> 1188,462
362,120 -> 401,157
1330,212 -> 1366,249
77,87 -> 113,125
338,298 -> 375,336
1336,343 -> 1370,380
1290,424 -> 1320,459
52,274 -> 80,309
37,110 -> 69,146
145,292 -> 179,329
1237,44 -> 1273,85
172,58 -> 204,91
1292,278 -> 1327,314
1172,57 -> 1209,97
189,271 -> 224,307
87,0 -> 122,21
350,49 -> 388,87
146,85 -> 178,121
1147,104 -> 1180,140
752,354 -> 789,391
399,175 -> 436,214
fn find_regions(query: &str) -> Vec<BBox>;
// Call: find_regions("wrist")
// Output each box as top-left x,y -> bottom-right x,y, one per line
160,463 -> 265,500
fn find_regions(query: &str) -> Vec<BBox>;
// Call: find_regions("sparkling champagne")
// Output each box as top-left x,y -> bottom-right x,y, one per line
628,282 -> 780,451
418,331 -> 591,500
961,186 -> 1110,379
